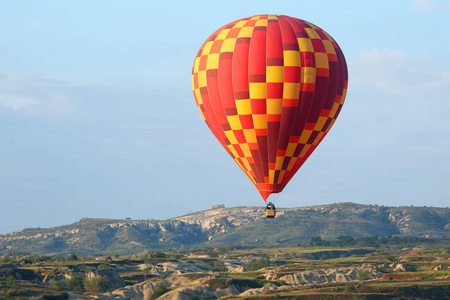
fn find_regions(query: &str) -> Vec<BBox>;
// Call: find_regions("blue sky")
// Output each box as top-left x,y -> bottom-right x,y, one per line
1,0 -> 449,234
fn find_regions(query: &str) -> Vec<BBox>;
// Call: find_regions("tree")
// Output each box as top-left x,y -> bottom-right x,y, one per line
84,276 -> 108,293
212,260 -> 227,272
357,269 -> 372,280
310,236 -> 324,246
49,279 -> 67,291
54,255 -> 65,262
67,254 -> 78,261
345,284 -> 357,292
6,275 -> 18,288
337,235 -> 354,245
246,258 -> 270,271
97,264 -> 110,270
67,275 -> 84,292
153,251 -> 166,258
143,265 -> 153,277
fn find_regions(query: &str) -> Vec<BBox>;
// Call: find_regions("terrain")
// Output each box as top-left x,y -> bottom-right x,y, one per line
1,203 -> 449,256
0,243 -> 449,299
1,203 -> 449,299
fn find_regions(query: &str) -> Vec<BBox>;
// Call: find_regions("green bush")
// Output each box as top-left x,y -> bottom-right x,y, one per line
310,236 -> 324,246
54,255 -> 65,262
132,250 -> 167,260
405,265 -> 416,272
212,260 -> 227,272
67,254 -> 78,261
143,265 -> 153,276
4,287 -> 29,298
49,279 -> 68,291
245,258 -> 270,271
42,292 -> 69,300
153,251 -> 167,258
357,269 -> 372,280
84,276 -> 108,293
6,275 -> 17,287
97,264 -> 110,270
67,275 -> 85,292
386,255 -> 399,262
151,284 -> 169,299
345,283 -> 357,292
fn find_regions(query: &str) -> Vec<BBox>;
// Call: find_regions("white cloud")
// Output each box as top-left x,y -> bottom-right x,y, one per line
0,72 -> 72,116
412,0 -> 438,12
411,0 -> 450,12
345,48 -> 450,158
0,94 -> 38,110
350,48 -> 450,98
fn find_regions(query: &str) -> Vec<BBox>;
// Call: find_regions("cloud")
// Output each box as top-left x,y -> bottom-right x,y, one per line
411,0 -> 450,12
0,72 -> 72,116
344,48 -> 450,161
350,48 -> 450,98
412,0 -> 438,12
0,94 -> 38,110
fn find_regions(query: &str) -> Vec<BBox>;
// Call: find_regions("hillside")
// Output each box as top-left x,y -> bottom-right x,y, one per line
1,203 -> 449,256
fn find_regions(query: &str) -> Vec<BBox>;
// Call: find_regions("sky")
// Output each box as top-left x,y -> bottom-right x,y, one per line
0,0 -> 449,234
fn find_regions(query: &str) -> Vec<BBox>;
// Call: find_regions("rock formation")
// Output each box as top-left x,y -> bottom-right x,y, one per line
86,268 -> 126,289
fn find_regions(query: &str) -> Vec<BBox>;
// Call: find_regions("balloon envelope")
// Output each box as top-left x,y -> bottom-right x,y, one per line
192,15 -> 348,201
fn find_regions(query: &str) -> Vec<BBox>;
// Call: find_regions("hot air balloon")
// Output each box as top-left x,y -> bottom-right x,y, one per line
192,15 -> 348,210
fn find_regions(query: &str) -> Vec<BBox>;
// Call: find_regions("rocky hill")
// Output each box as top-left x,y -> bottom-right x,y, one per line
1,203 -> 448,256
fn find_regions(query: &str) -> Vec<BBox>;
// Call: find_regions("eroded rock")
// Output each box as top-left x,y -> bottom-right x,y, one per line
86,268 -> 125,289
276,265 -> 379,285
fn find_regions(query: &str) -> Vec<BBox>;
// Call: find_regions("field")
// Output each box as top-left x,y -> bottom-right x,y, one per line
0,241 -> 449,299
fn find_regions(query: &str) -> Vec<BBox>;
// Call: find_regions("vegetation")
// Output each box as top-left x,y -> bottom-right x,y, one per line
67,275 -> 84,292
307,234 -> 441,248
245,258 -> 270,271
67,253 -> 78,261
150,284 -> 169,299
0,203 -> 449,299
357,269 -> 372,280
212,260 -> 227,272
84,276 -> 108,293
0,243 -> 449,299
344,283 -> 357,292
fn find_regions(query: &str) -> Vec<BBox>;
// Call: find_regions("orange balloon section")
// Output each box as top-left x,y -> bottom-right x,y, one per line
192,15 -> 348,202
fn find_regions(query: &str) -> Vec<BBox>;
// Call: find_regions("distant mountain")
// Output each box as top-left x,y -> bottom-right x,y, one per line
1,203 -> 448,256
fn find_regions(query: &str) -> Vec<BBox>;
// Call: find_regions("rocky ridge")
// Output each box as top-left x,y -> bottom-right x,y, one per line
0,203 -> 449,255
68,261 -> 420,299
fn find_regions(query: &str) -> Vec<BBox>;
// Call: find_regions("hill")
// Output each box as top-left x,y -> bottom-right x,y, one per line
1,203 -> 449,256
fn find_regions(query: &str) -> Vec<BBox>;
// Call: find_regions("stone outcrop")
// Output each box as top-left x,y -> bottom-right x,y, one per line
390,263 -> 407,272
223,260 -> 245,272
138,261 -> 211,277
171,206 -> 288,231
106,281 -> 159,300
433,264 -> 446,271
95,274 -> 239,300
86,268 -> 126,289
42,274 -> 69,284
239,283 -> 292,297
272,265 -> 379,285
64,261 -> 425,299
159,283 -> 239,300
